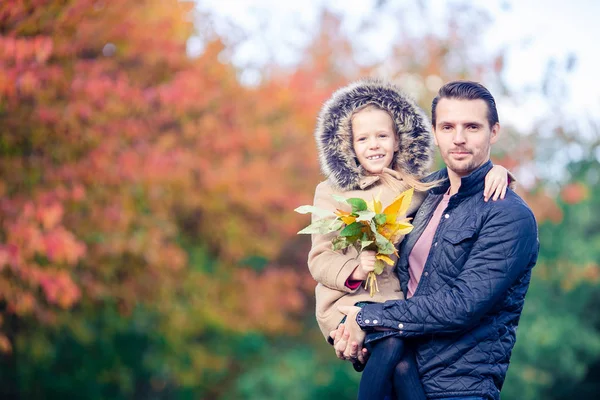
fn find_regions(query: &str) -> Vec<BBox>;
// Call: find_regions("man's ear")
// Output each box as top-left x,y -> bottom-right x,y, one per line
490,123 -> 500,144
433,128 -> 439,147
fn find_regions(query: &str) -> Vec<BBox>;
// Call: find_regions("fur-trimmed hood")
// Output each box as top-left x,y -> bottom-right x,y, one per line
314,79 -> 434,191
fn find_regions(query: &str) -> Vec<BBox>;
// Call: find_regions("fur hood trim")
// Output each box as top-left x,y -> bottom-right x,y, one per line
314,78 -> 433,191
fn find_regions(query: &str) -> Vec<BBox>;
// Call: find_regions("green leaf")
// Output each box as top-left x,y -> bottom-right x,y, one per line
332,236 -> 351,251
355,210 -> 376,222
340,221 -> 363,237
374,213 -> 387,225
374,231 -> 396,254
294,205 -> 335,218
298,218 -> 339,234
369,220 -> 379,233
373,259 -> 385,274
360,240 -> 374,251
361,232 -> 372,242
347,198 -> 367,212
331,194 -> 349,204
329,219 -> 344,232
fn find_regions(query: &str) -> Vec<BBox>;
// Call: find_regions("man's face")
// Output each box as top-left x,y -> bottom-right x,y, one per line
433,98 -> 499,177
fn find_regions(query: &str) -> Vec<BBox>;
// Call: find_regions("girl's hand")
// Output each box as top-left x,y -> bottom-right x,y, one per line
484,165 -> 509,202
350,250 -> 376,280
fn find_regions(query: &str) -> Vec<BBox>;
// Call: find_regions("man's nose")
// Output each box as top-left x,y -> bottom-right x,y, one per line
453,129 -> 466,144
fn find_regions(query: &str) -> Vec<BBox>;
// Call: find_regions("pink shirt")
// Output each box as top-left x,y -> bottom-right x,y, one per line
407,192 -> 451,298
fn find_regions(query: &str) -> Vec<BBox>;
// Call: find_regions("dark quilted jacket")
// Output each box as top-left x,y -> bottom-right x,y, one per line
357,161 -> 539,400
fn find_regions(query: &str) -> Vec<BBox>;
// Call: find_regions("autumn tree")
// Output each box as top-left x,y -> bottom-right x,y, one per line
0,0 -> 318,397
2,1 -> 599,399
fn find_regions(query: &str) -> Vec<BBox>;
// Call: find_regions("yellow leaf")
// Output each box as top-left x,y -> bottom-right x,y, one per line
334,209 -> 352,217
379,220 -> 414,244
334,209 -> 356,225
393,222 -> 414,234
376,254 -> 395,265
384,188 -> 414,223
340,215 -> 356,225
367,189 -> 383,214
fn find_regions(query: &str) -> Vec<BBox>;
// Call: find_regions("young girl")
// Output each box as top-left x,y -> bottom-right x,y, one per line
307,79 -> 510,400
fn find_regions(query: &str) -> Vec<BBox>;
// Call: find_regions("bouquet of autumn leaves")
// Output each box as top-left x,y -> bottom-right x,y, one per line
296,188 -> 415,297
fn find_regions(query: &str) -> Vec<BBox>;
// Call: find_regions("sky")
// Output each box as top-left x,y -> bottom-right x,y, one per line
192,0 -> 600,176
193,0 -> 599,120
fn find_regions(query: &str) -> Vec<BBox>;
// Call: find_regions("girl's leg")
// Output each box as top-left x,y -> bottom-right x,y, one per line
392,345 -> 426,400
358,337 -> 404,400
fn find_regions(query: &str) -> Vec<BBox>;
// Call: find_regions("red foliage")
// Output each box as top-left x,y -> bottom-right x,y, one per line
561,182 -> 589,205
0,0 -> 318,352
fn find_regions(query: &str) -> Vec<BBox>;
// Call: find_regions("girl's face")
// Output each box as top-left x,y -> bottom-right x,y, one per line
352,108 -> 398,174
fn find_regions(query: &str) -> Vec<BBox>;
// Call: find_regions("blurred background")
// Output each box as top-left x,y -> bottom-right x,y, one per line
1,0 -> 599,398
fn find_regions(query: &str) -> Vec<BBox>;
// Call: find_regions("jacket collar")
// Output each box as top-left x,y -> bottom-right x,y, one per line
430,160 -> 494,198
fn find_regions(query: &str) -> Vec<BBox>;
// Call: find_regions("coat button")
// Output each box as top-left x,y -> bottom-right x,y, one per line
444,214 -> 450,219
365,319 -> 370,324
398,323 -> 404,329
424,272 -> 429,276
434,242 -> 438,247
373,320 -> 378,324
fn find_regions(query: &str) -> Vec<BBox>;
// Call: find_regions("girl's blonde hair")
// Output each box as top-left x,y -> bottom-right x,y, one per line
350,104 -> 440,192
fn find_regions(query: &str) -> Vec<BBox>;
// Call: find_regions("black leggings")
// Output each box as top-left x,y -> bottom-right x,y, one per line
357,337 -> 426,400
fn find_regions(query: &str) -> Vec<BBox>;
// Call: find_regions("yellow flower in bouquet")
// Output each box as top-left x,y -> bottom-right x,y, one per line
295,188 -> 415,297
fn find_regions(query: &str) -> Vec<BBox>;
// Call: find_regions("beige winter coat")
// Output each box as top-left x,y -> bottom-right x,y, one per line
308,80 -> 435,341
308,169 -> 426,340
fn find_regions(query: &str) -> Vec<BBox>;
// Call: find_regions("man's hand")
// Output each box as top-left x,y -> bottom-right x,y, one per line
330,324 -> 369,365
336,306 -> 366,362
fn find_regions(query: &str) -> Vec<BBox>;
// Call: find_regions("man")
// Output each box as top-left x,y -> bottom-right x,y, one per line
334,81 -> 539,400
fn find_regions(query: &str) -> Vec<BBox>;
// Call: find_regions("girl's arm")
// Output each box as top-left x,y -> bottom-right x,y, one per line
307,181 -> 363,292
483,164 -> 516,202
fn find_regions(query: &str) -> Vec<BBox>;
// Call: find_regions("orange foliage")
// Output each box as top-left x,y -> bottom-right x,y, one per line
491,155 -> 522,172
519,190 -> 564,224
0,0 -> 320,353
536,260 -> 600,292
560,182 -> 589,205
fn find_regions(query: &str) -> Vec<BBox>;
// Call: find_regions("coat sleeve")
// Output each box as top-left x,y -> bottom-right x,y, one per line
357,201 -> 539,336
307,181 -> 361,292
